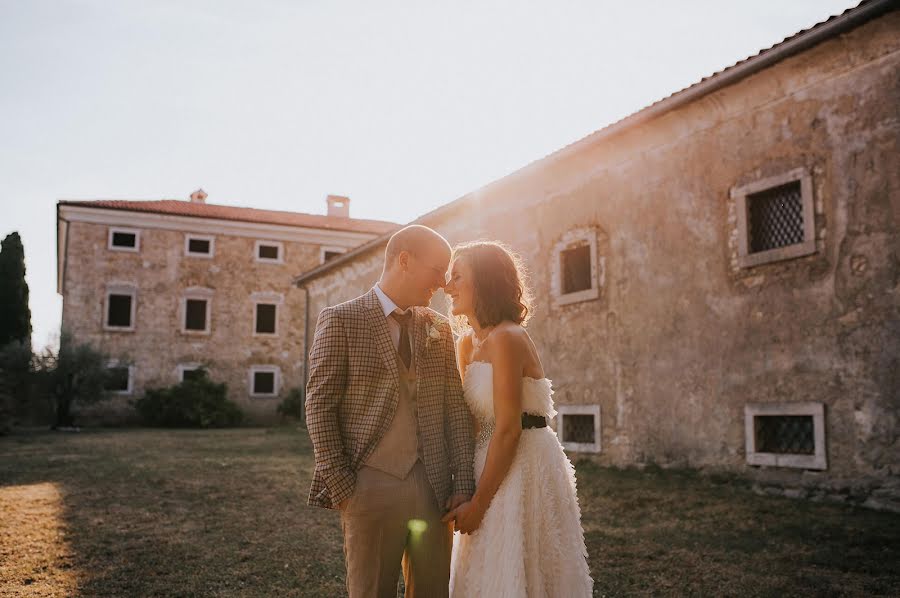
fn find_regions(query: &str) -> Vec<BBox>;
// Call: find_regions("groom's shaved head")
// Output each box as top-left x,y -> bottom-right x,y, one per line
384,225 -> 451,265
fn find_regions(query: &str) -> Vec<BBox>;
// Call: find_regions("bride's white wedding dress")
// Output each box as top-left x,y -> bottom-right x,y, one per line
449,361 -> 593,597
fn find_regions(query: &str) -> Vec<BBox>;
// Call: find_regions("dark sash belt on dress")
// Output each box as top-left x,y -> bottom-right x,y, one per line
521,413 -> 548,429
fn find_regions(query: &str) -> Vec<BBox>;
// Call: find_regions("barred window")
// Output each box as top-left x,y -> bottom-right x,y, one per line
754,415 -> 815,455
744,403 -> 826,470
732,168 -> 816,269
556,405 -> 601,453
748,181 -> 804,253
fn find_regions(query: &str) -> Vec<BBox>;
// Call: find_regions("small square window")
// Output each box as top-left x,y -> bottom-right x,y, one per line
107,294 -> 133,328
108,228 -> 140,252
105,365 -> 132,394
249,365 -> 280,397
185,235 -> 214,257
255,304 -> 277,334
256,241 -> 284,263
185,299 -> 208,331
254,371 -> 275,394
320,246 -> 347,264
112,232 -> 136,248
744,402 -> 826,470
555,405 -> 601,453
732,168 -> 816,269
179,366 -> 205,383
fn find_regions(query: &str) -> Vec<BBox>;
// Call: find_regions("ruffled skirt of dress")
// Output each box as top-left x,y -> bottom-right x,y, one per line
449,427 -> 593,598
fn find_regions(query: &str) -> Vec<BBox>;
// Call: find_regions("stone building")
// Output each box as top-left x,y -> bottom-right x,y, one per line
294,2 -> 900,509
56,191 -> 397,423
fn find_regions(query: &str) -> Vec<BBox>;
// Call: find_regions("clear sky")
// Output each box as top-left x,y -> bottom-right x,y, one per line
0,0 -> 858,352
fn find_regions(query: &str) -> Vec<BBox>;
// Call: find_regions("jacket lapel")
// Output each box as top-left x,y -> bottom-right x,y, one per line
413,308 -> 430,399
363,290 -> 399,386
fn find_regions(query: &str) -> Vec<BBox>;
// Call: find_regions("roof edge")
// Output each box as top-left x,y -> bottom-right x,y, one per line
295,0 -> 895,288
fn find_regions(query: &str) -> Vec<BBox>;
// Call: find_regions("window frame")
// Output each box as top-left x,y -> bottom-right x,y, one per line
249,365 -> 281,398
105,360 -> 134,395
554,404 -> 602,453
176,362 -> 204,383
551,228 -> 602,306
320,245 -> 347,264
251,292 -> 283,337
731,167 -> 816,269
107,227 -> 141,253
180,287 -> 213,335
744,402 -> 827,470
255,240 -> 284,264
184,234 -> 215,258
103,283 -> 137,332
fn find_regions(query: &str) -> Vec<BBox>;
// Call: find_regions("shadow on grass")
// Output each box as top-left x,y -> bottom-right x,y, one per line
2,430 -> 899,597
1,427 -> 347,597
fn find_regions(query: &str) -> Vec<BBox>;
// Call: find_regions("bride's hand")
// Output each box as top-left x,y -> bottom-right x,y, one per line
446,499 -> 485,534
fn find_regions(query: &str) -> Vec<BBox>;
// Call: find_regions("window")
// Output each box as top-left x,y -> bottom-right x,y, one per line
105,362 -> 133,395
551,228 -> 602,306
561,245 -> 592,294
320,246 -> 347,264
181,287 -> 213,334
744,402 -> 826,470
249,365 -> 280,397
555,405 -> 601,453
185,234 -> 215,258
251,292 -> 283,337
732,167 -> 816,268
177,363 -> 205,383
104,284 -> 137,331
255,240 -> 284,264
255,304 -> 277,335
108,228 -> 140,252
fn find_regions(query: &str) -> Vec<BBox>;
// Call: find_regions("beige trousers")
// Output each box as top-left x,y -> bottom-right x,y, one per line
341,462 -> 451,598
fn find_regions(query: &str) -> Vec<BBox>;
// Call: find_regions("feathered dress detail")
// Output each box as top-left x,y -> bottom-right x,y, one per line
449,361 -> 593,598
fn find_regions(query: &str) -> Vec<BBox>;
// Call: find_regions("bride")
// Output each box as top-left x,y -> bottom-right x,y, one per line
442,241 -> 593,597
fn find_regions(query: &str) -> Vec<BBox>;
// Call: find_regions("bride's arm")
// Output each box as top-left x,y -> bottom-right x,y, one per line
453,328 -> 524,533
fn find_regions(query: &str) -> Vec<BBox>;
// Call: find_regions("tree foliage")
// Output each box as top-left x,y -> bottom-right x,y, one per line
34,331 -> 112,428
0,232 -> 32,347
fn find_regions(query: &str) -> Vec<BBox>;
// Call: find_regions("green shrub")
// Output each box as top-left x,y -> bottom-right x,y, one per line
134,370 -> 243,428
276,387 -> 305,421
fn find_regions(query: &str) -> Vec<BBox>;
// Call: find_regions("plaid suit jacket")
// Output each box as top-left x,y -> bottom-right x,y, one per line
305,288 -> 475,510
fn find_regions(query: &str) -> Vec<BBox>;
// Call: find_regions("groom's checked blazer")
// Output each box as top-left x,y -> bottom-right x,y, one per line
305,288 -> 475,510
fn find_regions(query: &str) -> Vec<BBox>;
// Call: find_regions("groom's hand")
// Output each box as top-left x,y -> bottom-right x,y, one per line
444,493 -> 469,514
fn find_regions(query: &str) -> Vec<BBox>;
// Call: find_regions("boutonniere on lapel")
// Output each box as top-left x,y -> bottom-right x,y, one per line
424,315 -> 443,350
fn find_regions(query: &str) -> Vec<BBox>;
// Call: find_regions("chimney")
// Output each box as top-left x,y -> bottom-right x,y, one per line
190,188 -> 208,204
326,195 -> 350,218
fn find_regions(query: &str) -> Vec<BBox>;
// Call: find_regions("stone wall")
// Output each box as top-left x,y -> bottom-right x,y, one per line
301,13 -> 900,509
61,219 -> 348,424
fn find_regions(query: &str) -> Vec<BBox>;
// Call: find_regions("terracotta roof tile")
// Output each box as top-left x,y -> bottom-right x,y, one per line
59,199 -> 399,235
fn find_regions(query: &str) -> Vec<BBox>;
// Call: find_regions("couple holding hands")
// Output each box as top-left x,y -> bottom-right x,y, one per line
306,225 -> 592,597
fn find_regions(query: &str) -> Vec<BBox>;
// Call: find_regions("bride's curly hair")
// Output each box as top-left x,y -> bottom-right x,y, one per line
451,241 -> 534,333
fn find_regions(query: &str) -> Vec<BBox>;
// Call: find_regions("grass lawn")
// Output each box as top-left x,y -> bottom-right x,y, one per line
0,428 -> 898,597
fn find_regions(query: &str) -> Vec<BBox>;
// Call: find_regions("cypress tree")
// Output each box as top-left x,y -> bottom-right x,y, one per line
0,232 -> 32,347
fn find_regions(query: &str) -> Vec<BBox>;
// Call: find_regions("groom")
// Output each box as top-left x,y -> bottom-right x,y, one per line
305,224 -> 475,598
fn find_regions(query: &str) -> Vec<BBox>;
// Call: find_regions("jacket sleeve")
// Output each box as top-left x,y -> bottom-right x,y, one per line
305,307 -> 355,506
443,320 -> 476,497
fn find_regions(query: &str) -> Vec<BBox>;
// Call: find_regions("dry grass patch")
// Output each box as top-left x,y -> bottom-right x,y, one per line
1,428 -> 898,597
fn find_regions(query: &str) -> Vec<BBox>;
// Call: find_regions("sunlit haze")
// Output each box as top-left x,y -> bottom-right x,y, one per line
0,0 -> 858,351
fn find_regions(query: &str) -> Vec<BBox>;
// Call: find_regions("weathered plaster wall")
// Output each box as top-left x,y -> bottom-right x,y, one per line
302,14 -> 900,508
